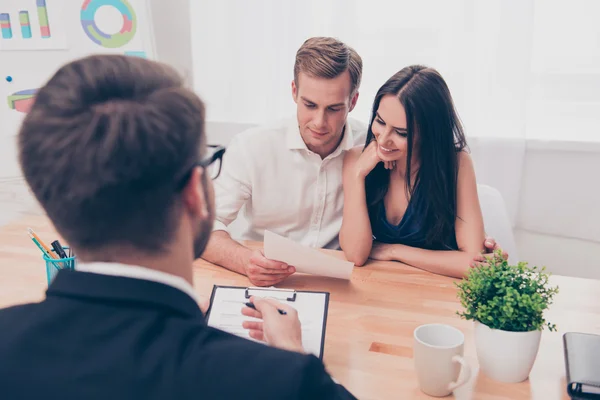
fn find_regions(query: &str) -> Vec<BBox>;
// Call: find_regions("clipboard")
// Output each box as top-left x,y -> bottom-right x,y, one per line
206,285 -> 330,359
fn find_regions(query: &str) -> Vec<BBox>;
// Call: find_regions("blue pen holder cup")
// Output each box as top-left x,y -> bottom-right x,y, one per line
43,248 -> 76,284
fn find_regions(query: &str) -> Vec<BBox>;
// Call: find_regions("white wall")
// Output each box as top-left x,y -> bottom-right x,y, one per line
149,0 -> 194,86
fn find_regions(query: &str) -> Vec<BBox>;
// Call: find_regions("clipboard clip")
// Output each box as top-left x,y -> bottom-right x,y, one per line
245,287 -> 297,302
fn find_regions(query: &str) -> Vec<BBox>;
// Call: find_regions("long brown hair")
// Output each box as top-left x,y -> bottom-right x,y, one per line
364,65 -> 467,248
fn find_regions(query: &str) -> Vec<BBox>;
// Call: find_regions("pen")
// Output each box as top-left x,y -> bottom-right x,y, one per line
51,240 -> 68,259
245,301 -> 287,315
51,240 -> 71,269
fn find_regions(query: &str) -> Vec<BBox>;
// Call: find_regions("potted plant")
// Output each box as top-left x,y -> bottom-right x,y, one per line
455,251 -> 559,383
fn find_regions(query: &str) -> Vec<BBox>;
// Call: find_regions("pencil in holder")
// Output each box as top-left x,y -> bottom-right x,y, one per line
43,247 -> 76,284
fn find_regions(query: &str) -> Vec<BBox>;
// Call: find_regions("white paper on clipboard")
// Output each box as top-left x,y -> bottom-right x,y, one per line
206,286 -> 329,358
263,231 -> 354,280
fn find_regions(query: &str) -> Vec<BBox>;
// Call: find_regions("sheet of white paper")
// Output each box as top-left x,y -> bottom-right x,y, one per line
207,287 -> 327,358
263,230 -> 354,280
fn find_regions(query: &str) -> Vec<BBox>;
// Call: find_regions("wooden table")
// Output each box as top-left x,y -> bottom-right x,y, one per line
2,215 -> 599,399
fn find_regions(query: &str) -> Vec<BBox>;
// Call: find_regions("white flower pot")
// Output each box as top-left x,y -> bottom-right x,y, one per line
474,321 -> 542,383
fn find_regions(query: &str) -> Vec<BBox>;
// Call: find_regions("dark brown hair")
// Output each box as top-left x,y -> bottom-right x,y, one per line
294,37 -> 362,96
19,54 -> 206,253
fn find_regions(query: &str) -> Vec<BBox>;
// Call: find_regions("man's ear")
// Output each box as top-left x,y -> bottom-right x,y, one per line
291,80 -> 298,104
181,167 -> 209,220
349,91 -> 359,112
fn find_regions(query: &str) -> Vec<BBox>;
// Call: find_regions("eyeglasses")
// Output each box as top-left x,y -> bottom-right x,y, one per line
199,144 -> 226,180
176,145 -> 226,191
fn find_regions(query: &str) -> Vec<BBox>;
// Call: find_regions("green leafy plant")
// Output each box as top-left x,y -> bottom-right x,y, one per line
456,250 -> 559,332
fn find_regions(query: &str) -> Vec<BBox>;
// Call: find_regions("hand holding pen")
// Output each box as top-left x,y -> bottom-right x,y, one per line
245,301 -> 287,315
241,296 -> 304,353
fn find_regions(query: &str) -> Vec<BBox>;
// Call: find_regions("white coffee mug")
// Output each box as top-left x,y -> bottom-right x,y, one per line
414,323 -> 472,397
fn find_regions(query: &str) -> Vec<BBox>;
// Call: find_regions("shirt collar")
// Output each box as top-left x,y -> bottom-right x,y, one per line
76,262 -> 201,305
286,119 -> 306,150
285,118 -> 356,156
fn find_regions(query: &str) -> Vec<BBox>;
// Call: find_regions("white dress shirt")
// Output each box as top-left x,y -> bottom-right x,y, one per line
213,117 -> 367,249
76,262 -> 201,305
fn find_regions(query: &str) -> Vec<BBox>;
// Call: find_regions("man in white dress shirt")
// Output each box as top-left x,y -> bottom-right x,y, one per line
201,37 -> 366,286
202,37 -> 504,287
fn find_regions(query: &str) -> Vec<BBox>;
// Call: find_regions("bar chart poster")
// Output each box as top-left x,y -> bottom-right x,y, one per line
0,0 -> 67,50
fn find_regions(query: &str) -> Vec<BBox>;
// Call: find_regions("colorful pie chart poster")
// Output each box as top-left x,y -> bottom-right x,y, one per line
0,71 -> 48,137
0,0 -> 67,51
80,0 -> 146,58
7,88 -> 37,113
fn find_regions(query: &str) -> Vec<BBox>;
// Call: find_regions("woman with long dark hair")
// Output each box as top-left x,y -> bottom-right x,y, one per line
339,65 -> 485,278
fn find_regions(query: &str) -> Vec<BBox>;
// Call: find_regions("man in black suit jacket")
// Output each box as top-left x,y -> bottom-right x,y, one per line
0,55 -> 356,399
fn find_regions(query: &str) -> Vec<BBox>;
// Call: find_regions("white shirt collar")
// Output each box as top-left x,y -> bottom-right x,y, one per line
285,118 -> 356,155
76,262 -> 201,305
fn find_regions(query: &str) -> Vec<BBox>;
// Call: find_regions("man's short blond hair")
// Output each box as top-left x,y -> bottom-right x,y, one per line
294,37 -> 362,96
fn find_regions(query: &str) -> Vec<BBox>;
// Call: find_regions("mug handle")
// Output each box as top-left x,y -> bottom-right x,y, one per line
447,355 -> 472,392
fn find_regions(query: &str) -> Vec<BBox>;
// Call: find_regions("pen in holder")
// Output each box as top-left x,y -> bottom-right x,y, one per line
43,247 -> 76,284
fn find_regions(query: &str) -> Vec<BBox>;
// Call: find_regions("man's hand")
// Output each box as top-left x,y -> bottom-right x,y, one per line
241,296 -> 303,353
245,250 -> 295,287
